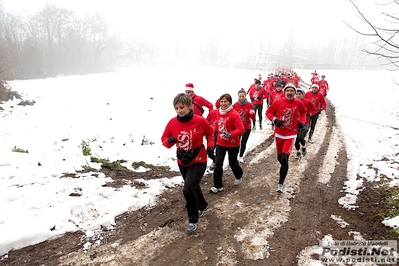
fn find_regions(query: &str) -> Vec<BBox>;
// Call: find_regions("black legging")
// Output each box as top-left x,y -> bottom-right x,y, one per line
178,162 -> 208,224
252,104 -> 263,126
309,113 -> 320,139
277,153 -> 289,185
239,129 -> 251,157
295,125 -> 310,150
213,145 -> 243,188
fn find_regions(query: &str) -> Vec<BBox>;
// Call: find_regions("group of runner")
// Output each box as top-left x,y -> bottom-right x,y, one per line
161,70 -> 329,232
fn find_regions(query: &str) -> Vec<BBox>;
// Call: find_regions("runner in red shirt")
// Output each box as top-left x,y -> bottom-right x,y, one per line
304,84 -> 327,143
233,88 -> 255,163
266,79 -> 277,107
318,75 -> 329,97
266,84 -> 306,193
293,88 -> 318,158
184,83 -> 213,116
210,93 -> 245,194
268,83 -> 285,107
246,78 -> 258,94
248,80 -> 267,130
162,93 -> 215,232
310,70 -> 320,87
292,72 -> 301,87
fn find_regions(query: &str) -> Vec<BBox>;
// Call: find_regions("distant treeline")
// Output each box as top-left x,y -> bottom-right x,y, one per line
0,4 -> 168,80
0,4 -> 387,81
0,4 -> 127,80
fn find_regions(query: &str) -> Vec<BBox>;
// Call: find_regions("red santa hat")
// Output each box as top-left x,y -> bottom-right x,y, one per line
311,83 -> 319,89
185,83 -> 194,91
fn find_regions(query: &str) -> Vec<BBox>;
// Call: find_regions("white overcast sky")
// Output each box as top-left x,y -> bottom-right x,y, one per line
1,0 -> 381,52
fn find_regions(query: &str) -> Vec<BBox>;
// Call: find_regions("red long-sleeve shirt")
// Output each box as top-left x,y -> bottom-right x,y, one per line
213,108 -> 245,147
266,97 -> 307,139
248,86 -> 267,105
311,76 -> 320,85
206,109 -> 219,127
302,97 -> 318,124
191,95 -> 213,116
319,79 -> 329,96
268,89 -> 285,106
304,91 -> 327,110
233,101 -> 255,130
162,114 -> 215,167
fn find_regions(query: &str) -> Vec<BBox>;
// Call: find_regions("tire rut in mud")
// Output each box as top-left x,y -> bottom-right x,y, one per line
263,101 -> 351,265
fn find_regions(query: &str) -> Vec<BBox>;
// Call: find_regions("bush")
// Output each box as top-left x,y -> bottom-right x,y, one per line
0,82 -> 22,103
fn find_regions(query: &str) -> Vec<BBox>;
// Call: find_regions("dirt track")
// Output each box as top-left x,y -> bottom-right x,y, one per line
1,101 -> 398,266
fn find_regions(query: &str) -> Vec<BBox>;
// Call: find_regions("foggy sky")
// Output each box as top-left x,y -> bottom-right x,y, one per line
2,0 -> 379,56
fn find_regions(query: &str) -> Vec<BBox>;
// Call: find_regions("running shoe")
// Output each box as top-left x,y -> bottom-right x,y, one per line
210,187 -> 223,193
295,152 -> 301,159
186,222 -> 198,233
234,178 -> 242,185
308,138 -> 313,144
252,126 -> 256,131
302,147 -> 307,156
277,184 -> 283,193
238,156 -> 244,163
199,205 -> 209,218
259,125 -> 263,130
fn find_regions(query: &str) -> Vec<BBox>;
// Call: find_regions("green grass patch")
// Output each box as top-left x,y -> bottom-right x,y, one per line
378,175 -> 399,226
81,140 -> 92,156
12,146 -> 28,153
90,156 -> 127,170
132,161 -> 170,171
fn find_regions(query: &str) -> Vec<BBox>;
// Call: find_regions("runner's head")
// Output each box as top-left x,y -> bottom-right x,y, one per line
219,93 -> 232,110
173,93 -> 192,117
296,88 -> 305,99
185,83 -> 195,97
284,83 -> 296,100
254,79 -> 261,88
238,88 -> 246,103
311,84 -> 319,93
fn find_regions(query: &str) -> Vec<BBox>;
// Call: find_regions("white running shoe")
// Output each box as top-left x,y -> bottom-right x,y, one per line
234,178 -> 242,185
210,187 -> 223,193
277,184 -> 283,193
238,156 -> 244,163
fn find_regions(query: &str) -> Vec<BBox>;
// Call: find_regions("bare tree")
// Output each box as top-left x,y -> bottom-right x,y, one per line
346,0 -> 399,70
